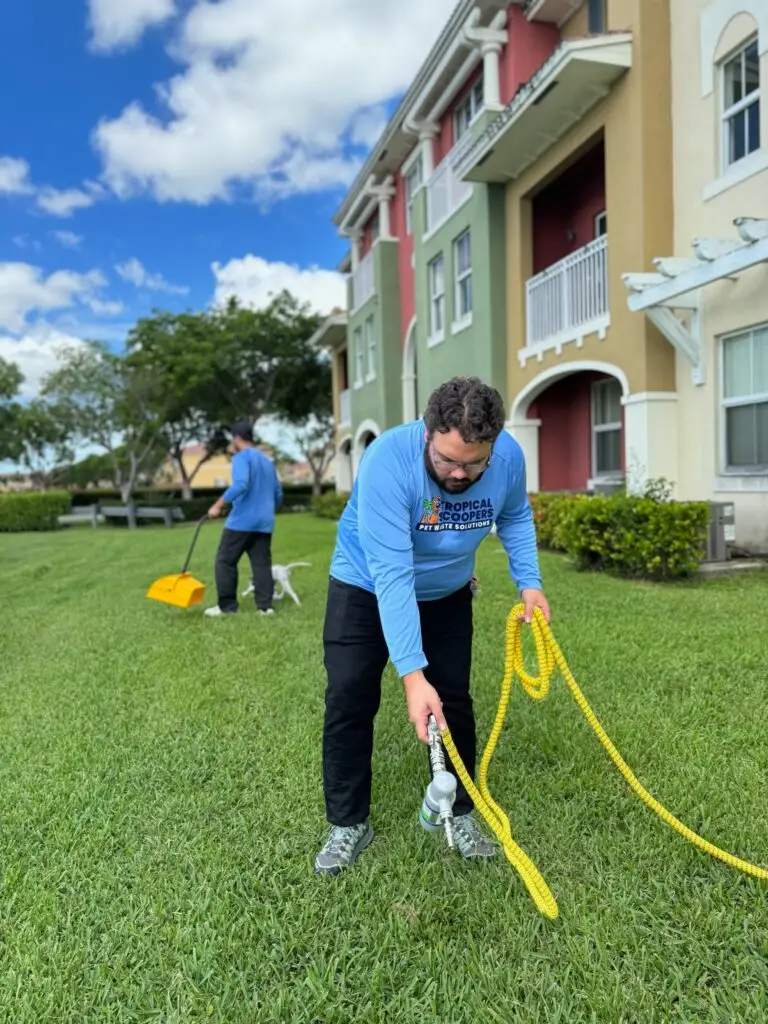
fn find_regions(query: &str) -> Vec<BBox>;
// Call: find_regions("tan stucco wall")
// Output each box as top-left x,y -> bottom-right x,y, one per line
670,0 -> 768,548
506,0 -> 676,412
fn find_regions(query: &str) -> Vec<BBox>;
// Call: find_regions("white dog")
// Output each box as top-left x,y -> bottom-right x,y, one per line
242,562 -> 311,607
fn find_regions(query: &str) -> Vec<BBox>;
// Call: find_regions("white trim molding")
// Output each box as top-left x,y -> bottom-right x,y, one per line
703,149 -> 768,202
509,360 -> 631,422
402,317 -> 418,422
700,0 -> 768,98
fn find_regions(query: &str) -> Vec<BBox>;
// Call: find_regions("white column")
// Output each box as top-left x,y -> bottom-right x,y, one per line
508,419 -> 541,493
350,234 -> 361,271
622,392 -> 679,495
482,44 -> 502,107
420,129 -> 436,178
378,195 -> 391,239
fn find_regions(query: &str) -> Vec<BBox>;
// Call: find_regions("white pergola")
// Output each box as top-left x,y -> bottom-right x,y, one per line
622,217 -> 768,386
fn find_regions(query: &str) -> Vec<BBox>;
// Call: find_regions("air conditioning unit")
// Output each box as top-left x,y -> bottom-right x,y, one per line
703,501 -> 736,562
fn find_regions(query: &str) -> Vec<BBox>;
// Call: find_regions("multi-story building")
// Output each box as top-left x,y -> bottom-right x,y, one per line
622,0 -> 767,549
321,0 -> 767,549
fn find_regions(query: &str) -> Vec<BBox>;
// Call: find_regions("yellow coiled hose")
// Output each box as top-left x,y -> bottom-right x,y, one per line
439,603 -> 768,920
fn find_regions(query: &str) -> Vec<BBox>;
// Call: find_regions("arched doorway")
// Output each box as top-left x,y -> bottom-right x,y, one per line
509,362 -> 629,493
402,317 -> 418,422
335,435 -> 353,493
352,419 -> 381,478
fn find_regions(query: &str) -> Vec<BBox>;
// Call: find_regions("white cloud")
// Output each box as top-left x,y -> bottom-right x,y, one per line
12,234 -> 41,252
211,255 -> 346,316
0,262 -> 117,333
0,325 -> 87,399
88,0 -> 177,52
0,156 -> 34,196
36,186 -> 98,218
115,257 -> 188,295
93,0 -> 457,204
53,230 -> 84,250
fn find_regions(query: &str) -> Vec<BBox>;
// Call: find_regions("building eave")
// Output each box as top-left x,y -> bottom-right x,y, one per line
522,0 -> 582,26
332,0 -> 505,230
309,313 -> 348,351
455,33 -> 633,183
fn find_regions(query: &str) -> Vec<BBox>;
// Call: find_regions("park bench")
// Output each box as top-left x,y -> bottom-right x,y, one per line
100,505 -> 185,529
57,504 -> 104,528
57,503 -> 185,529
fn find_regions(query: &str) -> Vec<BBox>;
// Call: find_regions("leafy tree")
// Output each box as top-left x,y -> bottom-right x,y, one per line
16,400 -> 76,489
0,356 -> 23,463
41,341 -> 165,504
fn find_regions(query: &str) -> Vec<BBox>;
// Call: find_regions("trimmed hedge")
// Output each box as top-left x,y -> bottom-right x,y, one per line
0,491 -> 71,533
68,483 -> 334,517
530,483 -> 710,581
312,491 -> 350,520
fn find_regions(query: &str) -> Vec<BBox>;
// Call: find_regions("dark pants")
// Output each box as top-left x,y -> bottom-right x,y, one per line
214,528 -> 274,612
322,577 -> 475,826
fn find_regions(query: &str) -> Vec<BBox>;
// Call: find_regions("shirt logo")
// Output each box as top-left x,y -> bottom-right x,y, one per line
417,495 -> 494,533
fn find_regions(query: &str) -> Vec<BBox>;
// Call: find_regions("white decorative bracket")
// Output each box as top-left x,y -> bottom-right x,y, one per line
623,216 -> 768,388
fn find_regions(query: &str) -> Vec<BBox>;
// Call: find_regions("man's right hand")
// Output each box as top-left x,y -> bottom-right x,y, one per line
402,671 -> 446,743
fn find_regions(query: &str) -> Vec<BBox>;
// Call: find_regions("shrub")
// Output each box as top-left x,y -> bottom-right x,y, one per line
0,491 -> 72,533
560,489 -> 709,581
312,491 -> 350,520
529,492 -> 580,551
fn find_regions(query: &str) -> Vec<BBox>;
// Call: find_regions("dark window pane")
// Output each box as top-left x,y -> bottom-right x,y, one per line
748,99 -> 760,154
724,53 -> 743,106
757,402 -> 768,465
726,404 -> 755,466
745,41 -> 760,94
596,429 -> 621,475
730,110 -> 747,162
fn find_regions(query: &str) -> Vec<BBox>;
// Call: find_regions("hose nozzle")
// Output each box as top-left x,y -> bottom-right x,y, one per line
419,714 -> 457,849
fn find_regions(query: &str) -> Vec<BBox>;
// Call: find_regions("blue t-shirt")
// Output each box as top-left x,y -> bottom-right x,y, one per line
329,419 -> 542,677
222,448 -> 283,533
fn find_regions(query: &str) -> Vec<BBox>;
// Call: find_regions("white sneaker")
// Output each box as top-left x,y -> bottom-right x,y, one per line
204,606 -> 237,617
259,608 -> 275,616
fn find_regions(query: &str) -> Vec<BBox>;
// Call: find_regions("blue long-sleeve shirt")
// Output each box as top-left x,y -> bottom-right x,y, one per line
329,419 -> 542,677
222,447 -> 283,533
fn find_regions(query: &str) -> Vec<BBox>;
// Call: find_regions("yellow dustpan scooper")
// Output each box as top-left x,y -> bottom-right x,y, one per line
146,515 -> 209,609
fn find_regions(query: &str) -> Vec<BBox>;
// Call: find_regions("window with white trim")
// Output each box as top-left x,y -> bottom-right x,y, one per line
404,156 -> 423,236
353,326 -> 364,387
721,37 -> 760,169
454,76 -> 484,143
591,378 -> 622,477
364,314 -> 376,381
453,229 -> 472,324
721,325 -> 768,471
428,254 -> 445,342
594,210 -> 607,237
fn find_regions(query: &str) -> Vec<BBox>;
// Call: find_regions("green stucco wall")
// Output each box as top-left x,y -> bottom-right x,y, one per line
411,176 -> 507,407
348,239 -> 402,441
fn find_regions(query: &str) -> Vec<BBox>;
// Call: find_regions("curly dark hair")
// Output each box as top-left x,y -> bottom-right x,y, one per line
423,376 -> 506,444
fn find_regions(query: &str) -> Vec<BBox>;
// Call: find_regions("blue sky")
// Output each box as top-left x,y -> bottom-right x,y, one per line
0,0 -> 456,410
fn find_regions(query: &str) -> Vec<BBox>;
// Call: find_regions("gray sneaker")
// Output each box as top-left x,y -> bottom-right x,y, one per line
314,822 -> 374,876
452,814 -> 496,859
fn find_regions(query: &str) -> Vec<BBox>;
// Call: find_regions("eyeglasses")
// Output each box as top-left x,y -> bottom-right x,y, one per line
429,441 -> 490,475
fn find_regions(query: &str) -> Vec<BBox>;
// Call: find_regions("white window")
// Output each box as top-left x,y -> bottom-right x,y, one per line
591,378 -> 623,477
404,156 -> 423,235
428,255 -> 445,343
454,76 -> 484,143
721,37 -> 760,169
453,230 -> 472,325
594,210 -> 607,237
721,325 -> 768,471
353,326 -> 364,387
365,315 -> 376,382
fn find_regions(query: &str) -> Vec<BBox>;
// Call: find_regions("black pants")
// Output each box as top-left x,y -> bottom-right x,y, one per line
322,577 -> 475,826
214,528 -> 274,612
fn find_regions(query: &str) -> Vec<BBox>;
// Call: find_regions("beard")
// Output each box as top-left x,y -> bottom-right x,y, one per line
423,445 -> 484,494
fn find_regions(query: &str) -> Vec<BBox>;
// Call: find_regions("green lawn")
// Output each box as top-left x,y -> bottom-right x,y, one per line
1,515 -> 768,1023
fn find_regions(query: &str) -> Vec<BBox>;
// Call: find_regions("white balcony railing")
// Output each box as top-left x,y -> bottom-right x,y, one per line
351,250 -> 375,311
525,235 -> 609,347
339,388 -> 351,428
425,135 -> 474,233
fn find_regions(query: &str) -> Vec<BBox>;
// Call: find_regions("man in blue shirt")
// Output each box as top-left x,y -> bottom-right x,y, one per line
315,376 -> 550,875
205,420 -> 283,617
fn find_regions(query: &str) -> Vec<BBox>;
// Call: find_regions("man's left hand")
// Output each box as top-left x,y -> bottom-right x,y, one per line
518,588 -> 551,624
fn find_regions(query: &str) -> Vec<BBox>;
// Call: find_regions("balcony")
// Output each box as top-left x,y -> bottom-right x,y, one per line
525,235 -> 609,352
351,249 -> 375,312
425,132 -> 475,234
454,35 -> 632,184
339,388 -> 351,428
